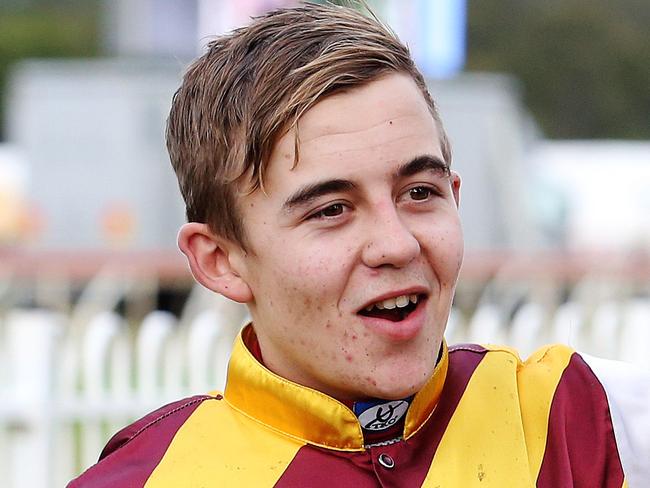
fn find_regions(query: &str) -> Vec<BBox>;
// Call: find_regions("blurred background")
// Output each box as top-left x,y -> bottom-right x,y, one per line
0,0 -> 648,486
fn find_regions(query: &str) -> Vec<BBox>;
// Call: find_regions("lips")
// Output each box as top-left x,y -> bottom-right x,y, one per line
364,293 -> 419,311
359,293 -> 422,322
358,287 -> 428,315
356,289 -> 429,341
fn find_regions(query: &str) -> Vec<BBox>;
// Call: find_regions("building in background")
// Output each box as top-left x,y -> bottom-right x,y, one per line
530,141 -> 650,251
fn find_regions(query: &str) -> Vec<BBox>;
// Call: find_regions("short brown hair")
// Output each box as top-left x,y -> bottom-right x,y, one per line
166,2 -> 451,248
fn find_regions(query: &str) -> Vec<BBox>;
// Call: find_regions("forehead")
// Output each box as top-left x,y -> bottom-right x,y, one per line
264,73 -> 442,187
300,75 -> 433,142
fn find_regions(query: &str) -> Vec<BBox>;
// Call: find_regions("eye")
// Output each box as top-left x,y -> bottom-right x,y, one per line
408,186 -> 435,201
308,203 -> 346,220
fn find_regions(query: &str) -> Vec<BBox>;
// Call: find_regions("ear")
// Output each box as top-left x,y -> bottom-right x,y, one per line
450,171 -> 461,207
177,222 -> 253,303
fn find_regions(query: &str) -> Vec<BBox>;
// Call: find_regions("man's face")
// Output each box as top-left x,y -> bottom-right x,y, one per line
235,73 -> 463,401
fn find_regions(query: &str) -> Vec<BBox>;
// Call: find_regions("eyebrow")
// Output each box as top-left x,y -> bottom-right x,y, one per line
394,155 -> 450,179
282,179 -> 357,213
281,154 -> 449,213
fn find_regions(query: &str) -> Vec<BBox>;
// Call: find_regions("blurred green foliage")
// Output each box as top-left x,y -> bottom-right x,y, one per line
467,0 -> 650,139
0,0 -> 101,138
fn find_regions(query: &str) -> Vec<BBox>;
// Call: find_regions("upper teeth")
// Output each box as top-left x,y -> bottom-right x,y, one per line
365,294 -> 418,311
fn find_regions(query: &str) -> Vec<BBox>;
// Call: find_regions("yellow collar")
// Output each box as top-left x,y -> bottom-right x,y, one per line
223,324 -> 449,451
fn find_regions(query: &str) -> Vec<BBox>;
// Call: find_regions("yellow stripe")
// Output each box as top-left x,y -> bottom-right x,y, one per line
622,478 -> 628,488
421,345 -> 574,486
517,345 -> 573,481
144,399 -> 304,487
423,347 -> 534,487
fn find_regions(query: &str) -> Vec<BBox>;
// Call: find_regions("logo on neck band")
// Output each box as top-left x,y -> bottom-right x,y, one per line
355,399 -> 410,432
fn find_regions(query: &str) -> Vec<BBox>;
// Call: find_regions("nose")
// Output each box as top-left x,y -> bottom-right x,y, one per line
361,204 -> 420,269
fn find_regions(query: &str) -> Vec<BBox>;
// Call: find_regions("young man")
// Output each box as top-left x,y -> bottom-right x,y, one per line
70,3 -> 648,487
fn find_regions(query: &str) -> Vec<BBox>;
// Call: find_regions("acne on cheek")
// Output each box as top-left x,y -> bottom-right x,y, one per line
364,376 -> 378,387
341,346 -> 354,363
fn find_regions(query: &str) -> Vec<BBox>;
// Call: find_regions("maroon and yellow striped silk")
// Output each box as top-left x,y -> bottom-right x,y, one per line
69,327 -> 626,487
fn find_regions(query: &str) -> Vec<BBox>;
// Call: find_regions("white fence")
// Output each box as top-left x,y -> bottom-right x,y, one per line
0,264 -> 649,487
0,276 -> 249,488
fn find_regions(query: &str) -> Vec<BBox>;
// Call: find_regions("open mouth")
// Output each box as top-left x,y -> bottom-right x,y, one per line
358,294 -> 424,322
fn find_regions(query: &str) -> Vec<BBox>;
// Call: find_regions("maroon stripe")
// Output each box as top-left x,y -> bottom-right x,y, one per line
275,345 -> 486,487
536,353 -> 624,488
274,446 -> 377,487
393,345 -> 486,487
67,395 -> 216,488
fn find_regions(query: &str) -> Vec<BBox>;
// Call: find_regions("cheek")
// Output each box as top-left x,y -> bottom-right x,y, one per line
421,220 -> 464,280
286,241 -> 356,286
254,243 -> 349,315
294,256 -> 330,282
447,225 -> 464,274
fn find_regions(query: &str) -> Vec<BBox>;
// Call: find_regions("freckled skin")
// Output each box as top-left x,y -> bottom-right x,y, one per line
232,74 -> 463,401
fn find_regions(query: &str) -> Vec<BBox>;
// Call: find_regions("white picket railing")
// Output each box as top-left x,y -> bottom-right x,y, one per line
0,275 -> 648,487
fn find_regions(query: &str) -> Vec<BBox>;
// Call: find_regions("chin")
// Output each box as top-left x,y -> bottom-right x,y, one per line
365,354 -> 437,400
368,379 -> 425,401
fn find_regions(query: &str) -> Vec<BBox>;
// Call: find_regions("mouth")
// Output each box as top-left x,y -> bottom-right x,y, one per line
358,293 -> 426,322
